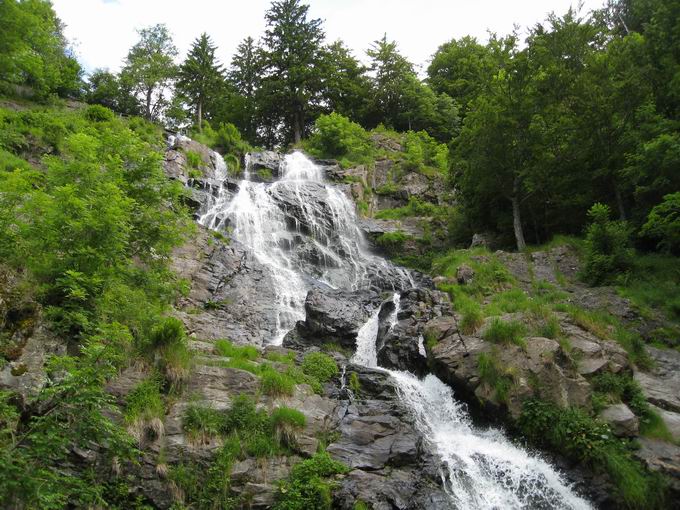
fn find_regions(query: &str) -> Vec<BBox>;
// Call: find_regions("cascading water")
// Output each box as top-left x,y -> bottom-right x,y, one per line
198,150 -> 411,343
353,294 -> 592,510
196,149 -> 591,508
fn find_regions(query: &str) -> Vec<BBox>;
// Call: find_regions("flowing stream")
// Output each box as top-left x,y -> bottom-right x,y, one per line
197,150 -> 592,509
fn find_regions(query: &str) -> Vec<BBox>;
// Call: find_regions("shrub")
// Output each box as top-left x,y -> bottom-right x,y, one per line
641,192 -> 680,254
402,130 -> 447,174
482,318 -> 526,348
223,394 -> 262,433
582,203 -> 633,285
375,231 -> 409,255
518,399 -> 666,508
270,406 -> 306,448
306,113 -> 373,167
459,301 -> 483,334
182,404 -> 224,443
260,367 -> 296,397
124,376 -> 164,425
84,104 -> 114,122
185,150 -> 202,169
215,339 -> 259,361
302,352 -> 338,384
477,352 -> 514,403
273,452 -> 349,510
149,317 -> 185,349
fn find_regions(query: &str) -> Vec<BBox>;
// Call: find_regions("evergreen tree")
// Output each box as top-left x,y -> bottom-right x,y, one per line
121,24 -> 178,121
228,36 -> 262,142
176,33 -> 225,130
260,0 -> 325,144
365,35 -> 417,130
321,41 -> 371,123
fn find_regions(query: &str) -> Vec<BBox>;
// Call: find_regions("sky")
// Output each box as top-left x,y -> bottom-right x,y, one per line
52,0 -> 606,75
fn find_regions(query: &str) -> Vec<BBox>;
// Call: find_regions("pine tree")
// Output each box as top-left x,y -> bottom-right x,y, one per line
260,0 -> 325,144
176,33 -> 224,130
228,37 -> 261,141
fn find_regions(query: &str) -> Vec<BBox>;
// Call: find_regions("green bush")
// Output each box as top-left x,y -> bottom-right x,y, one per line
260,367 -> 296,397
301,352 -> 338,383
273,452 -> 349,510
306,113 -> 374,168
375,231 -> 410,255
374,196 -> 447,220
582,203 -> 633,285
402,130 -> 447,174
185,150 -> 202,169
641,192 -> 680,254
182,404 -> 224,442
84,105 -> 115,122
124,376 -> 164,424
518,399 -> 666,508
482,318 -> 526,348
215,338 -> 259,361
477,352 -> 514,403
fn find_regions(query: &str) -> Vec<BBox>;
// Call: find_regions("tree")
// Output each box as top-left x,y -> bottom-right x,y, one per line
320,41 -> 371,123
121,24 -> 178,121
427,36 -> 498,114
176,33 -> 225,130
0,0 -> 83,98
84,69 -> 139,116
260,0 -> 326,144
227,36 -> 262,142
365,34 -> 417,130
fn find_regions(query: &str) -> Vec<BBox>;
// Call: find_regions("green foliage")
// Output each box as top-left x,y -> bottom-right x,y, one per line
306,113 -> 374,167
192,121 -> 251,159
402,130 -> 447,174
270,406 -> 307,448
375,231 -> 410,255
124,376 -> 165,424
374,196 -> 446,220
185,150 -> 202,169
273,452 -> 349,510
518,399 -> 667,508
301,352 -> 338,383
477,351 -> 514,403
120,24 -> 178,120
641,192 -> 680,254
260,367 -> 296,397
459,300 -> 483,334
182,404 -> 224,443
583,204 -> 634,285
348,372 -> 361,395
482,318 -> 526,348
0,0 -> 83,98
215,339 -> 259,361
84,104 -> 115,122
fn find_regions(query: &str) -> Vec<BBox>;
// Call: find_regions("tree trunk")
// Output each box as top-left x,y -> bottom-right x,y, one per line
293,112 -> 302,144
615,185 -> 627,221
197,101 -> 203,132
512,177 -> 527,251
145,87 -> 153,120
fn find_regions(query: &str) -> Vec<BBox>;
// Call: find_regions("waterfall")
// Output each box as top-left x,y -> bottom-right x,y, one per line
195,149 -> 592,508
199,150 -> 410,344
353,294 -> 592,510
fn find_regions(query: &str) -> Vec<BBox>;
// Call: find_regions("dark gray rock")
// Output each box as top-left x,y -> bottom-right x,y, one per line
599,403 -> 639,437
247,150 -> 282,182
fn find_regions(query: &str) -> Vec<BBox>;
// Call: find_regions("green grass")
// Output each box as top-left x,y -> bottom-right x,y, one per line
459,300 -> 484,335
260,367 -> 296,397
433,248 -> 514,299
301,352 -> 338,383
182,404 -> 224,443
124,376 -> 164,424
215,338 -> 259,360
265,351 -> 296,364
270,406 -> 307,448
483,318 -> 527,348
374,196 -> 447,220
477,351 -> 515,403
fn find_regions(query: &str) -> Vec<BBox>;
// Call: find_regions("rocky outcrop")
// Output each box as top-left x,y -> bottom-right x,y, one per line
171,227 -> 281,347
599,404 -> 639,437
248,150 -> 282,182
425,312 -> 628,420
284,287 -> 382,349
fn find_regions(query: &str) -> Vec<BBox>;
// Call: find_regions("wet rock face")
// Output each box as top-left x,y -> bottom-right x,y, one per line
248,150 -> 282,182
328,365 -> 454,510
171,227 -> 281,347
284,287 -> 382,349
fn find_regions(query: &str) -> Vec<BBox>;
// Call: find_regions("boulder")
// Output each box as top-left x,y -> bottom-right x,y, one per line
456,264 -> 474,285
470,233 -> 490,248
634,438 -> 680,494
599,403 -> 639,437
247,150 -> 282,182
635,346 -> 680,413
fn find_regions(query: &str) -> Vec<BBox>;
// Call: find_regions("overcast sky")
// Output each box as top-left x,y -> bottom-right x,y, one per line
52,0 -> 606,74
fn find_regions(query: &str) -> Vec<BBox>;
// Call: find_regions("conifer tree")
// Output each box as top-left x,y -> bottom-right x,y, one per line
176,33 -> 225,130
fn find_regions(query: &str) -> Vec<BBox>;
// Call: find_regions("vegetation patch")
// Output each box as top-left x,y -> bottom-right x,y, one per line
482,318 -> 527,349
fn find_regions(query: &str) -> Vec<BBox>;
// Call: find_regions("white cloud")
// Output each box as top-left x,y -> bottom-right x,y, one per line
52,0 -> 605,74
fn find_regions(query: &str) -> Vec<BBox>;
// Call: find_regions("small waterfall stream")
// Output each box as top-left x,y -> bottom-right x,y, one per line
196,149 -> 592,509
